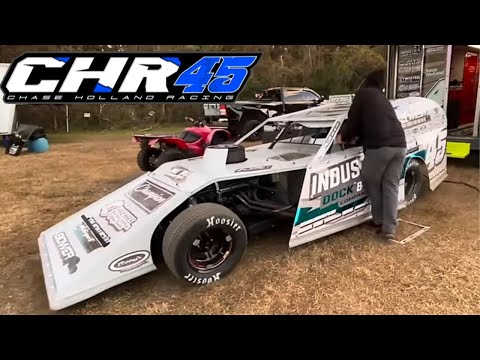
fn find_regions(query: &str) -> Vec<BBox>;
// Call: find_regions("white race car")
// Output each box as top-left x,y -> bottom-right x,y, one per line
38,96 -> 448,311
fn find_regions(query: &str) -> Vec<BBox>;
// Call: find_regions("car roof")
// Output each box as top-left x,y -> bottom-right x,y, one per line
263,96 -> 442,128
264,101 -> 351,128
264,87 -> 312,92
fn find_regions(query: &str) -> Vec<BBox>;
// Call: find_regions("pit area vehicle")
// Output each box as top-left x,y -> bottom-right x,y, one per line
132,116 -> 232,171
38,96 -> 447,311
0,63 -> 17,146
386,45 -> 480,160
204,87 -> 325,141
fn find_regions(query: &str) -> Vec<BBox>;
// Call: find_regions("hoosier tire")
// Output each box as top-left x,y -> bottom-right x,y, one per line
162,203 -> 247,286
404,158 -> 426,206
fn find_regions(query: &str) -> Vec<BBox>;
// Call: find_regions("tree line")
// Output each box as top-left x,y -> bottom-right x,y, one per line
0,45 -> 387,132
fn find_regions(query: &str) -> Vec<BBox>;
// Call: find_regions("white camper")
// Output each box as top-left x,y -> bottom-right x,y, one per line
0,63 -> 16,136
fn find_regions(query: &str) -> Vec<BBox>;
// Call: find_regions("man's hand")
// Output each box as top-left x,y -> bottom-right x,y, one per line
336,134 -> 344,144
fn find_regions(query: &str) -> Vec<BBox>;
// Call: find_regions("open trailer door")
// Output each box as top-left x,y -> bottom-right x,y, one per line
387,45 -> 480,159
386,45 -> 452,107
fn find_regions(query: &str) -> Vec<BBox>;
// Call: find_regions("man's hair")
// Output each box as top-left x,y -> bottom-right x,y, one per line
361,69 -> 385,90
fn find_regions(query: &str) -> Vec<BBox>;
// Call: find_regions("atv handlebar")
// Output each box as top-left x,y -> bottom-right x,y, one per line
185,116 -> 205,127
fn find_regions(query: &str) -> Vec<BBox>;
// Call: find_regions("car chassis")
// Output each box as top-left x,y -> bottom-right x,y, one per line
38,96 -> 448,310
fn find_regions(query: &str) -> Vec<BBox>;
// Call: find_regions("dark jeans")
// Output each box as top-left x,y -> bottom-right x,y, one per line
361,147 -> 407,234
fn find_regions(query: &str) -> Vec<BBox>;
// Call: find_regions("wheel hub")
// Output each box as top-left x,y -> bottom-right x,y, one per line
188,230 -> 233,272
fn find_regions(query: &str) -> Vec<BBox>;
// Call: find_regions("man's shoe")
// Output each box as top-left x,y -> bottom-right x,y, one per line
368,221 -> 382,233
379,232 -> 396,242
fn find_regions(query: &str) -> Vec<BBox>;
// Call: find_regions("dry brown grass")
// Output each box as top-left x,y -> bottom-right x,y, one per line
0,135 -> 479,315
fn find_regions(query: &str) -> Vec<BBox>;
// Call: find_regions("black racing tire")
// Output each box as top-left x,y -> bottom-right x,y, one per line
154,148 -> 188,168
243,119 -> 264,142
162,203 -> 248,285
404,158 -> 425,206
137,148 -> 162,172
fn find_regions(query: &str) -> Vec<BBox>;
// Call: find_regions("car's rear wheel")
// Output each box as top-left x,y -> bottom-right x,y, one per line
137,148 -> 161,172
162,203 -> 247,285
404,159 -> 425,206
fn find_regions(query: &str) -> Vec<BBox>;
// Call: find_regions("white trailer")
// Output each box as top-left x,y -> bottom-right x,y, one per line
0,63 -> 16,136
386,45 -> 480,159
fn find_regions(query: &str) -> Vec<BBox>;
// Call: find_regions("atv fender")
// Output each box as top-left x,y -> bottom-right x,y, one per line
132,135 -> 189,151
159,137 -> 190,151
38,172 -> 190,310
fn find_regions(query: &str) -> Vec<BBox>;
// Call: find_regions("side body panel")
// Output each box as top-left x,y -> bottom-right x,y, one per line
290,146 -> 369,248
39,172 -> 188,310
40,142 -> 320,310
289,97 -> 448,248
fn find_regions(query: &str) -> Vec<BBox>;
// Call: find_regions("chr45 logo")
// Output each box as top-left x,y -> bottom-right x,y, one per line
0,52 -> 261,103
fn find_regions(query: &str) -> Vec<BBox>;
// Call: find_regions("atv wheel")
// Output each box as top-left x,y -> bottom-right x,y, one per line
162,203 -> 247,285
404,159 -> 425,206
137,148 -> 162,172
154,148 -> 187,168
243,119 -> 264,142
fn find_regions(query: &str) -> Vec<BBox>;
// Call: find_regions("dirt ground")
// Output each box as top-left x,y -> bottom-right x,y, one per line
0,134 -> 479,315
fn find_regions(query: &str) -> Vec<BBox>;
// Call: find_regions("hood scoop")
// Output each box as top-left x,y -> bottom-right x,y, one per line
203,144 -> 247,166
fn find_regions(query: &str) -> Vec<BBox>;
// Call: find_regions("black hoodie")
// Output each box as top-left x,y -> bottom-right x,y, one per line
340,70 -> 406,149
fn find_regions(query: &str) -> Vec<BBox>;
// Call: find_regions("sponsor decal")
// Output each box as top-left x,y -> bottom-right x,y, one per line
295,157 -> 367,226
1,52 -> 261,104
399,75 -> 421,83
328,94 -> 355,104
108,251 -> 150,273
53,232 -> 80,274
206,216 -> 242,232
164,166 -> 190,181
127,180 -> 174,213
74,223 -> 102,253
74,215 -> 111,252
100,200 -> 138,231
234,165 -> 273,173
309,158 -> 362,200
296,198 -> 370,235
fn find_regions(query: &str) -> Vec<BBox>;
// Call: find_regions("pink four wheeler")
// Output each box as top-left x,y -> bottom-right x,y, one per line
132,117 -> 233,172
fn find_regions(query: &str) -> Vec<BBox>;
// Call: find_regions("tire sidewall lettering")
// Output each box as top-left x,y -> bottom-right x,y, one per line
183,272 -> 221,284
205,215 -> 241,232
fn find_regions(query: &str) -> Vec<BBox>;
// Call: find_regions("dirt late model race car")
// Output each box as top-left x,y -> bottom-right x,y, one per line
38,96 -> 448,311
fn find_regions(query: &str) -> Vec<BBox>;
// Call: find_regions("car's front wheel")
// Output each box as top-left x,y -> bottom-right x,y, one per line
162,203 -> 247,285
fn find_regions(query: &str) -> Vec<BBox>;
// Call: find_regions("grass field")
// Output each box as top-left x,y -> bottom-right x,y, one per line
0,131 -> 479,315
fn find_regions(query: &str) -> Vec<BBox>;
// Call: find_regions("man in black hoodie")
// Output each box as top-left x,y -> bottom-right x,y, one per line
338,69 -> 406,241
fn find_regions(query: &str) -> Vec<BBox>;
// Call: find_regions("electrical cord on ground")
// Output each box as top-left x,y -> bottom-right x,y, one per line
443,180 -> 480,192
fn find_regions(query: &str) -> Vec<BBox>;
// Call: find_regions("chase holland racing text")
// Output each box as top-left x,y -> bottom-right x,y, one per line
4,94 -> 236,103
